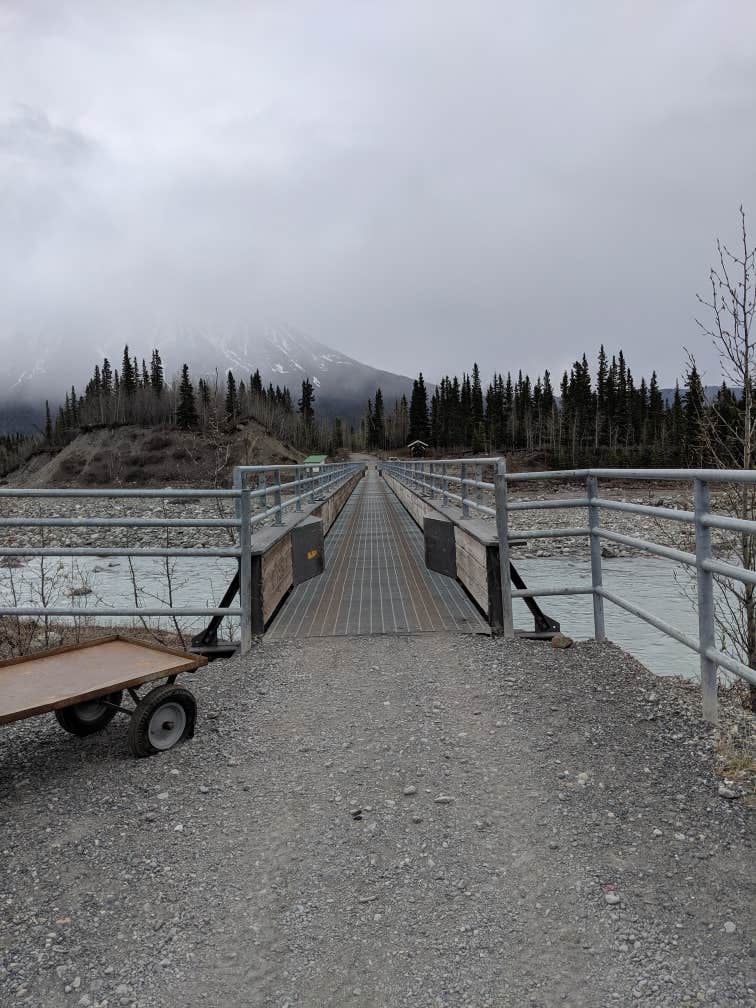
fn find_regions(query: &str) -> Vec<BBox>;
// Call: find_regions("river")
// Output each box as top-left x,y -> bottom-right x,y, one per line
1,553 -> 709,681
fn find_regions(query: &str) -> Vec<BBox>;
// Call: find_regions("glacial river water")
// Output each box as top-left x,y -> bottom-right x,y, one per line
1,551 -> 711,681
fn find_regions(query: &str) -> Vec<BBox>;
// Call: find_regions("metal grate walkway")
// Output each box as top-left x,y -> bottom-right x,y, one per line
267,466 -> 488,638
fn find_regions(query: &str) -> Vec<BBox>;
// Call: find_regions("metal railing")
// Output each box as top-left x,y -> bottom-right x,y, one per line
384,458 -> 756,722
232,461 -> 363,528
0,462 -> 364,655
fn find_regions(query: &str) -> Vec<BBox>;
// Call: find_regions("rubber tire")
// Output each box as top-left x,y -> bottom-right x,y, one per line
55,691 -> 124,737
127,684 -> 197,759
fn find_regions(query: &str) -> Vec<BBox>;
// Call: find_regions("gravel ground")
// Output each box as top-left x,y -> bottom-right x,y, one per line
0,483 -> 718,559
0,634 -> 753,1008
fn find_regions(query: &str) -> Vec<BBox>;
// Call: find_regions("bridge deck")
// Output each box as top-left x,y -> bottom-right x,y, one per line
267,466 -> 487,638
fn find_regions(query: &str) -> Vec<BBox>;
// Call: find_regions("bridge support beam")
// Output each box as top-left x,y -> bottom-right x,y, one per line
494,460 -> 514,638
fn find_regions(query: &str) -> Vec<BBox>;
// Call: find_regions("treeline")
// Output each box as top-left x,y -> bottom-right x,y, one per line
0,433 -> 38,477
358,347 -> 738,466
3,341 -> 745,477
46,345 -> 346,455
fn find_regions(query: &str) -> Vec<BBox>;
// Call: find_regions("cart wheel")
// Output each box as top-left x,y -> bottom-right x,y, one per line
128,684 -> 196,759
55,691 -> 124,737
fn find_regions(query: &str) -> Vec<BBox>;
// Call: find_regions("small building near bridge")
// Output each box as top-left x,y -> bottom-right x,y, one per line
407,440 -> 429,458
303,454 -> 328,472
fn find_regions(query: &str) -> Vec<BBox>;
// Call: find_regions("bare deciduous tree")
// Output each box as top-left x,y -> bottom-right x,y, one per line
691,206 -> 756,705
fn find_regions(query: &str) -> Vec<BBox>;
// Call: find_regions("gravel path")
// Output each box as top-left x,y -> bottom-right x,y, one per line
1,635 -> 753,1008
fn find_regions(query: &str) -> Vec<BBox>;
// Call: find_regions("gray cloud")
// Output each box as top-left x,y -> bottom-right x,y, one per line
0,0 -> 755,396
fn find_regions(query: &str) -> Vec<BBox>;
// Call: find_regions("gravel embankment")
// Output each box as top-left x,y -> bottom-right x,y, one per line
0,497 -> 241,555
0,634 -> 753,1008
0,483 -> 715,559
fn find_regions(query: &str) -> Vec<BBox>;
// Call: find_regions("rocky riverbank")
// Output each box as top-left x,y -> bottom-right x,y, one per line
0,482 -> 711,561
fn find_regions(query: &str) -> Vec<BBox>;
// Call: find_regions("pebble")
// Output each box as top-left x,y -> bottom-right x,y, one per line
434,794 -> 454,805
723,921 -> 737,934
605,893 -> 621,906
402,785 -> 417,796
717,785 -> 737,800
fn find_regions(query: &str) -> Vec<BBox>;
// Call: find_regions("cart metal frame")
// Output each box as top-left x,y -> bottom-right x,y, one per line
0,635 -> 209,758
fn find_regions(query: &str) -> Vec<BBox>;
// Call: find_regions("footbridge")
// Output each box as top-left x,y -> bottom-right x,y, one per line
267,466 -> 487,638
1,459 -> 754,1007
3,457 -> 756,724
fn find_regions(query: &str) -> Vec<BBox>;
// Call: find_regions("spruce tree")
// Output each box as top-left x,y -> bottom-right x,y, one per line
150,349 -> 164,396
471,363 -> 484,424
101,358 -> 113,396
225,371 -> 238,421
648,371 -> 664,440
121,345 -> 136,396
373,388 -> 385,449
177,365 -> 198,428
684,362 -> 705,463
298,379 -> 315,424
409,373 -> 429,442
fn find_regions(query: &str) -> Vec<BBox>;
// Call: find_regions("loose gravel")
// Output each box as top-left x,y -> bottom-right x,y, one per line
1,634 -> 753,1008
0,483 -> 714,559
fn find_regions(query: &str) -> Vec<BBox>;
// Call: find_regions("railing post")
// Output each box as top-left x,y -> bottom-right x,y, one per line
295,465 -> 302,512
694,477 -> 718,724
232,465 -> 244,529
476,463 -> 482,508
309,466 -> 316,503
274,467 -> 283,525
587,474 -> 606,641
239,486 -> 253,654
460,463 -> 469,518
260,472 -> 267,510
494,459 -> 514,637
441,462 -> 448,507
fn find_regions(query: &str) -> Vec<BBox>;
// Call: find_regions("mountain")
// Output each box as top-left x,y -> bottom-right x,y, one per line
660,386 -> 740,407
0,326 -> 418,433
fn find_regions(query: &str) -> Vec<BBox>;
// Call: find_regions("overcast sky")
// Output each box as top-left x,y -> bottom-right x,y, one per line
1,0 -> 754,390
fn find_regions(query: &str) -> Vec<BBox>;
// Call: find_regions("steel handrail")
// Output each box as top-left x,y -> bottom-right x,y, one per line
0,464 -> 366,654
382,457 -> 756,719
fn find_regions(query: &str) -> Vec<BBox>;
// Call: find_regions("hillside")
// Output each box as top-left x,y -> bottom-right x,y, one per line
2,421 -> 302,488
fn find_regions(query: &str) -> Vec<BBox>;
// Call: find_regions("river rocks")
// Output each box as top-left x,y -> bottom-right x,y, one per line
551,633 -> 574,649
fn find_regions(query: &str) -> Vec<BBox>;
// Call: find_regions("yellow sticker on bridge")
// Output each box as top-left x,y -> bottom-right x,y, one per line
307,549 -> 319,560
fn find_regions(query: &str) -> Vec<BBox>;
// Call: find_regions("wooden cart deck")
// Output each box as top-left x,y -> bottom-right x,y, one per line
0,636 -> 208,726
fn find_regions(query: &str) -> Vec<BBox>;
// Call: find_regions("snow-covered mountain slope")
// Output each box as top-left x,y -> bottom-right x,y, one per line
0,325 -> 417,432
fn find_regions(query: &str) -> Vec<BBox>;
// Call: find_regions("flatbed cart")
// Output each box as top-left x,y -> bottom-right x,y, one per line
0,635 -> 209,758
